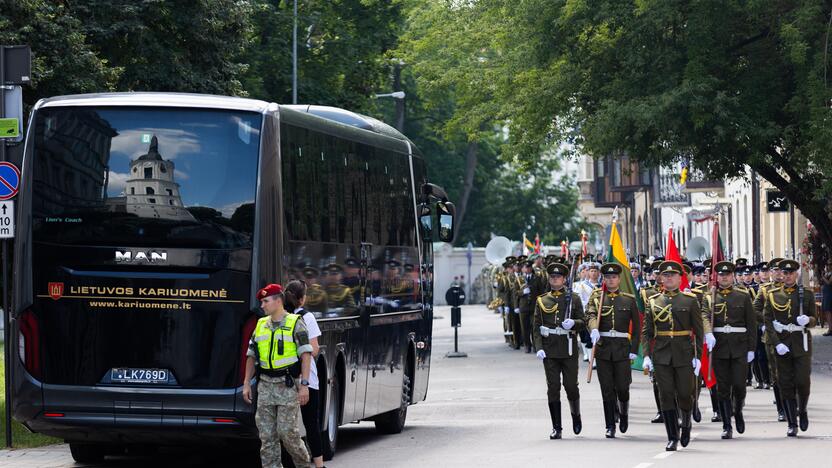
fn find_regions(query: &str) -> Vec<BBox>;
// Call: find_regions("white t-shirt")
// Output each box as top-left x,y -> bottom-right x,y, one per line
298,308 -> 322,390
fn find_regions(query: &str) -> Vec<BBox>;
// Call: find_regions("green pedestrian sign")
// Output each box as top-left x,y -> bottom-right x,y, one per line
0,118 -> 19,139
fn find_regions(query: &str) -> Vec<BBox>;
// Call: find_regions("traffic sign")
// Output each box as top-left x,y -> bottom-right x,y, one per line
0,118 -> 19,139
0,161 -> 20,200
0,201 -> 14,238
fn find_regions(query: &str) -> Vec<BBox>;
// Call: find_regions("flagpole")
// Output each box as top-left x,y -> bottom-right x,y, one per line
708,212 -> 719,383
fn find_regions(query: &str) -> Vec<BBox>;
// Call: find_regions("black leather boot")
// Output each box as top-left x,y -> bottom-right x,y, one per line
680,409 -> 692,447
651,383 -> 664,423
773,385 -> 785,422
784,399 -> 798,437
603,401 -> 616,438
720,400 -> 733,439
692,396 -> 701,423
618,400 -> 629,434
733,396 -> 745,434
663,410 -> 679,451
710,389 -> 722,422
798,395 -> 809,432
568,399 -> 582,435
548,401 -> 562,440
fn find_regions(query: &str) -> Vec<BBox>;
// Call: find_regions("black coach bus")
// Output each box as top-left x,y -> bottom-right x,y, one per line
9,93 -> 454,462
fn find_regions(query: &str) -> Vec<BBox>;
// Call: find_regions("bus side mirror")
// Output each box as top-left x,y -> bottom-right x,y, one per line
437,201 -> 455,243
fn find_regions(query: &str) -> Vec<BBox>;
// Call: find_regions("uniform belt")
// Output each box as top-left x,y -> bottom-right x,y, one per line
772,322 -> 804,333
713,326 -> 747,334
540,326 -> 573,336
599,330 -> 630,339
259,368 -> 290,378
656,330 -> 691,337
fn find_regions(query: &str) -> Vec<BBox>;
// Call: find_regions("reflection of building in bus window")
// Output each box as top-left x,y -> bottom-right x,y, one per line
323,263 -> 356,315
114,136 -> 195,221
302,266 -> 328,316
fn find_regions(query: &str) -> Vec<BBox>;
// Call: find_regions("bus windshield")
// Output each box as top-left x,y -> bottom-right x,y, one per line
31,107 -> 262,249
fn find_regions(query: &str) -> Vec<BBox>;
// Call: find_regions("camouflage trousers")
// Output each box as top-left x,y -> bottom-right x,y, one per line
255,376 -> 310,468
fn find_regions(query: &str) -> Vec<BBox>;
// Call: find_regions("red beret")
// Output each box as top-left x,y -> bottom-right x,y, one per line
257,283 -> 283,299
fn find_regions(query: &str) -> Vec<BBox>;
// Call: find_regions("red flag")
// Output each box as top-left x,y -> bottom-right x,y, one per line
535,233 -> 541,254
581,230 -> 588,261
709,220 -> 725,287
665,228 -> 689,291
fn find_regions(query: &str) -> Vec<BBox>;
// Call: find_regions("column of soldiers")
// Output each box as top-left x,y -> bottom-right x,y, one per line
491,254 -> 817,449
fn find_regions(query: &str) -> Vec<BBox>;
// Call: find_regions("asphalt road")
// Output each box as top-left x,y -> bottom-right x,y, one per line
3,304 -> 832,467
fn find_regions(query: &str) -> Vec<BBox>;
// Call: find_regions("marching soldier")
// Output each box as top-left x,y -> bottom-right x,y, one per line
755,258 -> 786,421
764,259 -> 816,437
690,264 -> 718,424
642,260 -> 666,424
302,267 -> 328,315
707,261 -> 757,439
533,262 -> 586,440
498,258 -> 517,345
324,263 -> 357,313
641,261 -> 704,451
588,263 -> 641,438
518,259 -> 544,353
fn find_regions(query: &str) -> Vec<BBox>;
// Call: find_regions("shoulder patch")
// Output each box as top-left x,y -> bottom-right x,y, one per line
735,286 -> 749,294
682,291 -> 698,298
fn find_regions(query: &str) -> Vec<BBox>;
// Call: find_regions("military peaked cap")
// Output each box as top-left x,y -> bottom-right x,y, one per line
715,261 -> 735,274
547,263 -> 570,276
658,261 -> 683,275
779,259 -> 800,272
601,263 -> 623,275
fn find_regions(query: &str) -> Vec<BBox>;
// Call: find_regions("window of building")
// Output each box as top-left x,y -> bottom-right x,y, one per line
144,167 -> 153,179
130,187 -> 135,195
166,189 -> 173,196
146,187 -> 155,195
148,198 -> 156,204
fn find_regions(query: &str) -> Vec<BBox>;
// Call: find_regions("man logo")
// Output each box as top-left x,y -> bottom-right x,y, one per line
48,282 -> 64,300
115,250 -> 168,263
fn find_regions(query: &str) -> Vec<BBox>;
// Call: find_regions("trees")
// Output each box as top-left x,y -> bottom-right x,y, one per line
434,0 -> 832,248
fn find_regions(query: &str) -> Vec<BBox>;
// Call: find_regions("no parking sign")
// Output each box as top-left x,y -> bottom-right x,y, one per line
0,161 -> 20,200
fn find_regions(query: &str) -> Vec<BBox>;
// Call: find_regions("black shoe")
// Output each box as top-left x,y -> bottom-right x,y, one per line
651,412 -> 664,423
680,410 -> 692,447
711,412 -> 722,423
755,382 -> 763,389
692,404 -> 701,423
734,397 -> 745,434
773,385 -> 785,421
618,400 -> 629,434
663,410 -> 679,451
784,399 -> 798,437
568,399 -> 582,435
603,400 -> 616,438
548,401 -> 562,440
746,380 -> 752,387
525,347 -> 532,354
710,392 -> 721,422
763,383 -> 770,390
798,396 -> 809,432
720,400 -> 733,439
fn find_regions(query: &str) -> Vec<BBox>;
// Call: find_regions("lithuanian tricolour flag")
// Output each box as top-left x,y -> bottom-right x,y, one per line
607,218 -> 645,369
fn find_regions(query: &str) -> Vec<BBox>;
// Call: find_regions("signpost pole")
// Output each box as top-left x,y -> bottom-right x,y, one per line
0,43 -> 11,449
445,286 -> 468,358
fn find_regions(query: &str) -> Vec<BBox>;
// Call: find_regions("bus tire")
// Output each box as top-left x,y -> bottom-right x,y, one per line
69,443 -> 105,463
374,373 -> 411,435
321,370 -> 339,461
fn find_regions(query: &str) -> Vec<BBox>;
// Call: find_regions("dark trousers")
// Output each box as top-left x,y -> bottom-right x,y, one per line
754,333 -> 770,383
776,353 -> 811,403
510,312 -> 522,347
654,363 -> 694,411
300,387 -> 322,458
714,355 -> 747,401
543,356 -> 579,402
597,358 -> 632,402
519,311 -> 533,349
764,343 -> 779,385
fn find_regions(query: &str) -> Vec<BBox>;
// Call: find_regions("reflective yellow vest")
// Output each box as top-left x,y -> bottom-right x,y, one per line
254,314 -> 300,370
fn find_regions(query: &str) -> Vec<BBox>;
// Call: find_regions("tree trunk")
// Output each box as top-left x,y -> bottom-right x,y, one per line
452,141 -> 478,245
752,161 -> 832,257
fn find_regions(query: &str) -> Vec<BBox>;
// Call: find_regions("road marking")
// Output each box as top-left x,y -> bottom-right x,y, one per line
654,452 -> 673,459
632,464 -> 653,468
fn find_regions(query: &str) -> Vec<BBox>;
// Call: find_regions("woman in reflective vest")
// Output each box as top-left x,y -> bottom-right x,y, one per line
242,283 -> 313,468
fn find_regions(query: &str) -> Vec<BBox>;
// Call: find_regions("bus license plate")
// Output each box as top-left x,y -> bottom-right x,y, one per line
110,368 -> 169,384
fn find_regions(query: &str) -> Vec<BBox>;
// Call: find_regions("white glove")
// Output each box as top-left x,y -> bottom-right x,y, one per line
776,343 -> 790,355
539,326 -> 550,337
760,324 -> 765,333
747,351 -> 755,363
692,358 -> 701,376
374,296 -> 386,305
514,307 -> 520,314
391,300 -> 400,308
642,356 -> 653,372
561,318 -> 575,330
773,320 -> 784,330
590,329 -> 600,344
536,350 -> 546,360
493,282 -> 499,288
629,353 -> 638,361
523,287 -> 531,295
796,315 -> 810,326
705,332 -> 716,351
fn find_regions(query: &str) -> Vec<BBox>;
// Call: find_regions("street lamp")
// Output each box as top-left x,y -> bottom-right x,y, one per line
374,91 -> 406,131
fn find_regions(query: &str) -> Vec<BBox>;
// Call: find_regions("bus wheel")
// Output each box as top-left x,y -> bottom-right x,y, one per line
69,443 -> 106,463
321,371 -> 339,461
374,373 -> 411,435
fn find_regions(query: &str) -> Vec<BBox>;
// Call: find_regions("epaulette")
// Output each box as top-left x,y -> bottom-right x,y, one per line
735,286 -> 750,294
620,291 -> 635,299
681,291 -> 698,298
648,292 -> 663,300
